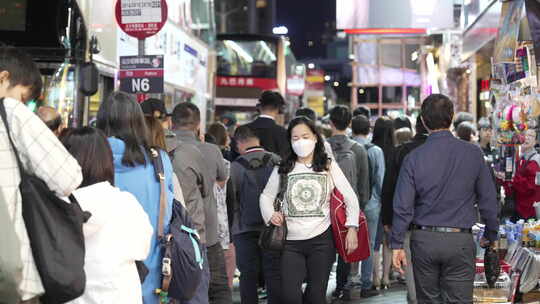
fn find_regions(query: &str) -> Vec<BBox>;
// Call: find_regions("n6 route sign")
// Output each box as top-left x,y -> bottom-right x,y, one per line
119,55 -> 164,94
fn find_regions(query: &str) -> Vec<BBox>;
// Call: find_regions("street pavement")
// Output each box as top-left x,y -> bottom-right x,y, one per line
232,269 -> 409,304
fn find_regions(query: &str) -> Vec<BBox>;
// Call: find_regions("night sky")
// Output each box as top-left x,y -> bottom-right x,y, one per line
276,0 -> 336,60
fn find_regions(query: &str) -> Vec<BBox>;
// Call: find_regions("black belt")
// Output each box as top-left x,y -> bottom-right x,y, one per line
412,225 -> 472,233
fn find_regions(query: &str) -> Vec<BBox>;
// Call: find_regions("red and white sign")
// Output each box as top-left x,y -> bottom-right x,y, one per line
287,75 -> 305,96
216,76 -> 278,91
115,0 -> 168,40
306,69 -> 325,91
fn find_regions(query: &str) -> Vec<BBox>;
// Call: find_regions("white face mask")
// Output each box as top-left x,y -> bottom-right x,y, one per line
292,138 -> 316,158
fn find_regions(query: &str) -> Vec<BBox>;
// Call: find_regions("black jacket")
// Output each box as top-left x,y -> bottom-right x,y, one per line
381,133 -> 428,226
247,117 -> 290,159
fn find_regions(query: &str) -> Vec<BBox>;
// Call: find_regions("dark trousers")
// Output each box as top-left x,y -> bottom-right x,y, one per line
207,243 -> 233,304
410,230 -> 475,304
336,256 -> 350,291
233,231 -> 281,304
281,229 -> 336,304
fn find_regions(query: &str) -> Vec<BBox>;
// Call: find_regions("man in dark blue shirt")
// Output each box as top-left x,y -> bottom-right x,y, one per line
391,94 -> 499,303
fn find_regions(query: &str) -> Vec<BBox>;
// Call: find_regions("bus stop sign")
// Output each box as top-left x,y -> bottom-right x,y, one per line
115,0 -> 168,39
119,55 -> 164,94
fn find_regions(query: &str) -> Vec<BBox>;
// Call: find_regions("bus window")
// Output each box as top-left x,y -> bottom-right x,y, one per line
217,39 -> 277,78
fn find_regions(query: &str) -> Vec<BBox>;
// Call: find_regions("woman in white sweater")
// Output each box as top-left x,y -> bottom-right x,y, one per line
60,127 -> 153,304
260,116 -> 359,304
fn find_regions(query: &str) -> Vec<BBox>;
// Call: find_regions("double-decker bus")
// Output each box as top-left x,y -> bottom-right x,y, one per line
215,33 -> 305,125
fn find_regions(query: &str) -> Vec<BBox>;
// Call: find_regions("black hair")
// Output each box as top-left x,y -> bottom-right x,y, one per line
279,116 -> 329,174
204,134 -> 217,145
234,124 -> 259,142
372,116 -> 396,162
393,116 -> 412,131
207,122 -> 228,146
295,107 -> 317,121
44,115 -> 62,132
60,127 -> 115,188
421,94 -> 454,131
415,114 -> 428,134
456,121 -> 477,142
0,46 -> 43,100
329,105 -> 352,131
453,112 -> 474,130
259,90 -> 285,110
353,105 -> 370,119
172,102 -> 201,128
96,91 -> 150,167
351,115 -> 370,136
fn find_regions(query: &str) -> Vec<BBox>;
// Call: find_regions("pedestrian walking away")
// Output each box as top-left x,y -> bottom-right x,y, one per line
96,91 -> 176,304
228,125 -> 282,304
391,94 -> 499,304
172,102 -> 232,304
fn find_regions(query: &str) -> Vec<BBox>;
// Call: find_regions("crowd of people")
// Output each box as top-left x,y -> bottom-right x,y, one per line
0,46 -> 508,304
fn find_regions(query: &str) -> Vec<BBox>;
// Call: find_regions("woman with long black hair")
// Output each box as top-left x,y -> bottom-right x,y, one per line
371,116 -> 397,290
260,116 -> 360,304
96,91 -> 175,303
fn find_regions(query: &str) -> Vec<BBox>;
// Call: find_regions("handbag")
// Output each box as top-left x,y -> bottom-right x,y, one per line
0,100 -> 90,304
330,185 -> 371,263
258,173 -> 288,251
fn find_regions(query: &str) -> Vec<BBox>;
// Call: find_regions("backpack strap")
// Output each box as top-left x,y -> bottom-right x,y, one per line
149,148 -> 173,299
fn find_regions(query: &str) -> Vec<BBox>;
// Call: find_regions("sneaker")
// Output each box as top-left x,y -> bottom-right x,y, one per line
331,289 -> 342,300
339,289 -> 352,301
258,288 -> 268,300
360,288 -> 380,298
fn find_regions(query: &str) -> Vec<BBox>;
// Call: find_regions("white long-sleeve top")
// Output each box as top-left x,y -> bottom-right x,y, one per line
260,161 -> 360,241
66,182 -> 153,304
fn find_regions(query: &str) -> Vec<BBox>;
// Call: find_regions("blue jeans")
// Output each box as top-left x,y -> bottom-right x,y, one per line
360,204 -> 381,290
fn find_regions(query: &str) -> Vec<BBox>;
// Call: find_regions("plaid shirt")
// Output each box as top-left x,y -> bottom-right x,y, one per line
0,98 -> 82,300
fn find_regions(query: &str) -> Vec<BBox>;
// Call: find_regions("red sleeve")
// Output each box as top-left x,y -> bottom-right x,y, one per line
512,161 -> 540,196
499,178 -> 513,196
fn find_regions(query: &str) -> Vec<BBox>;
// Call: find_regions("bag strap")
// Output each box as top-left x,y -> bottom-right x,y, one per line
150,148 -> 167,239
0,99 -> 25,177
149,148 -> 173,296
274,172 -> 288,212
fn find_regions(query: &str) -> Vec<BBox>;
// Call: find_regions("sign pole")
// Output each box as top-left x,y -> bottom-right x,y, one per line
138,39 -> 145,56
137,38 -> 146,102
116,0 -> 168,100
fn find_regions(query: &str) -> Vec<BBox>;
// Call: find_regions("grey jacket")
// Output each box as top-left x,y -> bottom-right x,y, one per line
174,130 -> 228,247
228,148 -> 280,235
166,133 -> 209,244
327,134 -> 370,208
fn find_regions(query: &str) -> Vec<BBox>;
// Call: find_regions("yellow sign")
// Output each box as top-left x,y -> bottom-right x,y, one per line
307,96 -> 325,117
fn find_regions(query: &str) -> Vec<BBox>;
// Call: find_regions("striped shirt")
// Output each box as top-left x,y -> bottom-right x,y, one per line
0,98 -> 82,300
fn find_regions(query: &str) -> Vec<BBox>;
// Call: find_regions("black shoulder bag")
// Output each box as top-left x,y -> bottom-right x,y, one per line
259,172 -> 288,251
0,99 -> 90,304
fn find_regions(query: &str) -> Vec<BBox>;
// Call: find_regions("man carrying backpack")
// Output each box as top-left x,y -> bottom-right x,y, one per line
352,114 -> 385,298
327,105 -> 370,301
227,125 -> 281,304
